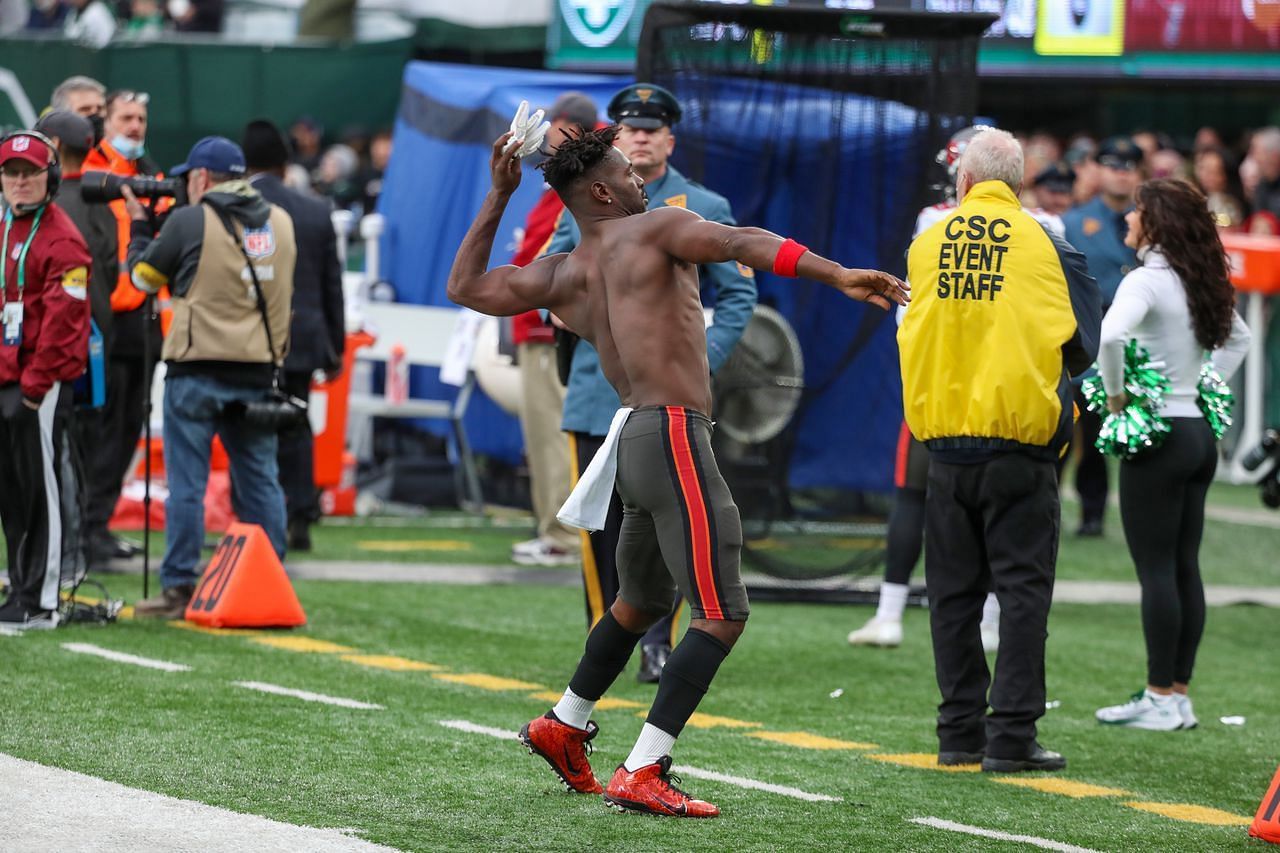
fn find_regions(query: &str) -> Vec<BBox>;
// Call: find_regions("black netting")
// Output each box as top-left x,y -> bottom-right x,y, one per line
638,3 -> 991,582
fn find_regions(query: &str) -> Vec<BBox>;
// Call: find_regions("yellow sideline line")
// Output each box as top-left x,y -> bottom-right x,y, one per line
158,619 -> 1251,828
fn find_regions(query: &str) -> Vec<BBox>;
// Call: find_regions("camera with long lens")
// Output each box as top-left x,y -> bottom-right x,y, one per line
81,170 -> 187,206
224,392 -> 308,430
1241,429 -> 1280,509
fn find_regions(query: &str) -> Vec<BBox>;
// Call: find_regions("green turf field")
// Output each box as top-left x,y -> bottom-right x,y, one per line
4,575 -> 1278,851
4,482 -> 1278,850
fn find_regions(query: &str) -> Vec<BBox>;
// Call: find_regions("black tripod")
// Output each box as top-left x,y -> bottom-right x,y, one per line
141,294 -> 156,600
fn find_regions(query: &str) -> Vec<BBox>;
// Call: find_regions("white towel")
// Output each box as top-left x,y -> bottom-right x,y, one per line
557,407 -> 633,531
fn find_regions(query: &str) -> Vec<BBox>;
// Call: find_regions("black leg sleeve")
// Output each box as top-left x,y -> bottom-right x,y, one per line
568,609 -> 645,701
885,486 -> 926,585
645,628 -> 731,737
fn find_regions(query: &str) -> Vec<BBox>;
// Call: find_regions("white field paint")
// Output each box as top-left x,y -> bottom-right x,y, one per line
2,754 -> 401,852
670,765 -> 840,803
232,681 -> 384,710
62,642 -> 192,672
910,817 -> 1102,853
439,719 -> 840,803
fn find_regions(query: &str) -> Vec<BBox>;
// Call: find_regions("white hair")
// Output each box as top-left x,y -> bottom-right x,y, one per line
51,76 -> 105,110
957,128 -> 1024,193
1255,127 -> 1280,154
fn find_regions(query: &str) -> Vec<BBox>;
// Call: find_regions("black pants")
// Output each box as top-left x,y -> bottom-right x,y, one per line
277,371 -> 319,524
1073,389 -> 1108,526
0,384 -> 70,611
1119,418 -> 1216,688
925,453 -> 1059,759
571,431 -> 681,647
84,352 -> 154,537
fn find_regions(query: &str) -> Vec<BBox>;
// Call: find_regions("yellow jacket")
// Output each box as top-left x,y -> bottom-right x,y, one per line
898,181 -> 1101,460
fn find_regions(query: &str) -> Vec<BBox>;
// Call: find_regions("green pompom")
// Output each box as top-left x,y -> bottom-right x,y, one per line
1197,363 -> 1234,441
1081,340 -> 1171,459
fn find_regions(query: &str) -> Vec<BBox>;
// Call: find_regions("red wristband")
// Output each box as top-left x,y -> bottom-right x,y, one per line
773,238 -> 808,278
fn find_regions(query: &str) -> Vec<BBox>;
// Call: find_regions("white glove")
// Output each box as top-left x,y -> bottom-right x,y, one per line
504,100 -> 550,159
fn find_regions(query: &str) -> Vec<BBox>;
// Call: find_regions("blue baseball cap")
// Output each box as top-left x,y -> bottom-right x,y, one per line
170,135 -> 246,177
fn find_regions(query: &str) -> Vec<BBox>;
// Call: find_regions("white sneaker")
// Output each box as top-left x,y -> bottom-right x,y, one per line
512,540 -> 579,567
980,623 -> 1000,654
511,538 -> 544,558
847,617 -> 903,648
1175,694 -> 1198,730
1096,690 -> 1182,730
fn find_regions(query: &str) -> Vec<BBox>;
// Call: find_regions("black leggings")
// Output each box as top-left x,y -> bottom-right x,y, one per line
1119,417 -> 1217,688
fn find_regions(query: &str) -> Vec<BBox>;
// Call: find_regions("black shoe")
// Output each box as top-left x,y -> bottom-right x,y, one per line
87,530 -> 139,564
982,744 -> 1067,773
1076,519 -> 1104,537
288,517 -> 312,552
637,643 -> 671,684
938,750 -> 984,766
0,597 -> 61,630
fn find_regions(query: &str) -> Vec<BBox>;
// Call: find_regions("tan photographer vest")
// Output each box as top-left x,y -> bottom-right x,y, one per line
162,204 -> 296,366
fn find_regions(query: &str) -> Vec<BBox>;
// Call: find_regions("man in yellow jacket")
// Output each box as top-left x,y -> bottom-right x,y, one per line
899,128 -> 1100,774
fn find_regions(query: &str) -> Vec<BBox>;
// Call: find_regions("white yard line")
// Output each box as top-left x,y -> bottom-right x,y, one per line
440,719 -> 840,803
670,765 -> 840,803
232,681 -> 384,710
910,817 -> 1102,853
440,719 -> 521,739
3,753 -> 400,852
62,642 -> 191,672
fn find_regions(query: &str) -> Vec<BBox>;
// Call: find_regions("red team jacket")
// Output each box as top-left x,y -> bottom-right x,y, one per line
1,203 -> 92,401
510,188 -> 565,346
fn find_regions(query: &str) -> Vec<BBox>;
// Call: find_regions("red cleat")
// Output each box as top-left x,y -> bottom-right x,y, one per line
519,712 -> 604,794
603,756 -> 720,818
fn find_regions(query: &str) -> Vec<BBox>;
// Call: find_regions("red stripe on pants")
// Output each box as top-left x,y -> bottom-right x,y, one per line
665,407 -> 723,620
894,420 -> 912,490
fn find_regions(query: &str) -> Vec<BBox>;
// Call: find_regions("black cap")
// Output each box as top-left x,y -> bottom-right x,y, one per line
33,109 -> 94,154
1097,136 -> 1142,170
1033,161 -> 1076,192
1064,139 -> 1096,167
607,83 -> 681,130
241,119 -> 291,170
546,91 -> 598,130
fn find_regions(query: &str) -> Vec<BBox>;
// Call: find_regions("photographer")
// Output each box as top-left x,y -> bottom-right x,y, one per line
0,131 -> 92,629
81,89 -> 166,567
124,136 -> 296,619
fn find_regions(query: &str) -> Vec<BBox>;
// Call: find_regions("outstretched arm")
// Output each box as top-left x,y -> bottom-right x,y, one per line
650,207 -> 908,311
447,132 -> 563,316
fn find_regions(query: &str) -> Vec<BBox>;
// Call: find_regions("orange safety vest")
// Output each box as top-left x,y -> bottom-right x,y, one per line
83,141 -> 173,333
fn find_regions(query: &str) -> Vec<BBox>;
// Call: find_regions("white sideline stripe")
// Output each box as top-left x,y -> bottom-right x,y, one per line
910,817 -> 1102,853
669,765 -> 840,803
440,719 -> 520,739
62,642 -> 192,672
439,719 -> 840,803
234,681 -> 385,710
2,753 -> 401,852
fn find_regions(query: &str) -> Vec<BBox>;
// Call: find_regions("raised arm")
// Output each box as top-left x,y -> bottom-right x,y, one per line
447,132 -> 564,316
648,207 -> 908,311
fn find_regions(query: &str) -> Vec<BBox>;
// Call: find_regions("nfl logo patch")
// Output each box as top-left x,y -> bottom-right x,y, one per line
243,224 -> 275,259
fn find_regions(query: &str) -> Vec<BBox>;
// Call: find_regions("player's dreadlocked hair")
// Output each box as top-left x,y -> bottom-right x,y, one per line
539,125 -> 621,195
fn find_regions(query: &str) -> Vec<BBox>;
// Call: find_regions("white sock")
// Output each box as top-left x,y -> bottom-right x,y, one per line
623,723 -> 677,772
875,582 -> 910,622
1145,689 -> 1173,704
981,592 -> 1001,628
551,687 -> 596,731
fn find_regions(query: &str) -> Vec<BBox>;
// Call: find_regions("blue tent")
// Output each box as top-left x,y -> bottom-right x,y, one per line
380,61 -> 926,493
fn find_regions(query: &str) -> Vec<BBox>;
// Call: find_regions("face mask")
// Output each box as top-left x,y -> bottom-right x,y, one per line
110,135 -> 145,161
88,114 -> 105,145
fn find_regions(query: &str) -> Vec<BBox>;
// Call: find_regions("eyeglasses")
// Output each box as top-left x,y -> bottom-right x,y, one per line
0,166 -> 48,179
108,90 -> 150,107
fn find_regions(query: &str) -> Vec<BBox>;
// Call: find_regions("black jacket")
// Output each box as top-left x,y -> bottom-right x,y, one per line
249,173 -> 345,373
53,175 -> 117,352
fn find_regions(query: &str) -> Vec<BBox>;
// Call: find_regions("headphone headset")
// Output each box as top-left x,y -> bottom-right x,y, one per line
1,130 -> 61,212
